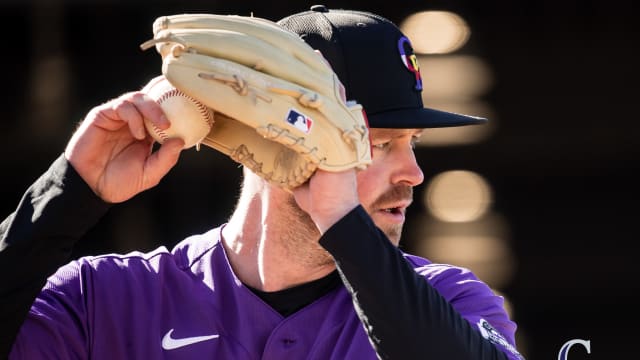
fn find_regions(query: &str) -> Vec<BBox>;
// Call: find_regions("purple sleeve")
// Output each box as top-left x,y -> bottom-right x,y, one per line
9,260 -> 89,359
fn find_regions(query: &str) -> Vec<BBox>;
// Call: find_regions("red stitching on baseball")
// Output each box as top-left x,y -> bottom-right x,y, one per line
151,123 -> 169,141
157,87 -> 214,127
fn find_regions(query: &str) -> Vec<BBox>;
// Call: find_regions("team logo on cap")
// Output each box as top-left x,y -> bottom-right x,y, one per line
285,108 -> 313,133
397,36 -> 423,91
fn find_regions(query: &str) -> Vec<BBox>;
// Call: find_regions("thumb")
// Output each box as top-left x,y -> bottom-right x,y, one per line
141,138 -> 184,190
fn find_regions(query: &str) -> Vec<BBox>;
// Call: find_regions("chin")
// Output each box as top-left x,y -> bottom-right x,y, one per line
366,212 -> 404,246
380,225 -> 403,246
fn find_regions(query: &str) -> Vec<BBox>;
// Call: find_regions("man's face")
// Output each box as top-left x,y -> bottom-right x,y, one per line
356,128 -> 425,245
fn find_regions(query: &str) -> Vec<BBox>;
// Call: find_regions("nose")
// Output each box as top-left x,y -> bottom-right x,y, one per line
390,146 -> 424,187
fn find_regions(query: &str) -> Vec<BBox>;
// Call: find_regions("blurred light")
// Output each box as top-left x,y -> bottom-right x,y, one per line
28,1 -> 70,142
417,53 -> 495,147
420,55 -> 494,100
425,170 -> 492,222
29,56 -> 71,139
418,101 -> 495,146
400,11 -> 470,54
31,56 -> 70,105
414,214 -> 516,289
423,235 -> 515,289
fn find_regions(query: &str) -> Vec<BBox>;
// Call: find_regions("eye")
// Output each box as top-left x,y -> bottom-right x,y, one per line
372,141 -> 391,151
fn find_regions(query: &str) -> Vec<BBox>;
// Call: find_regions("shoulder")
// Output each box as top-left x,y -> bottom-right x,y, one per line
403,253 -> 519,347
403,253 -> 497,305
48,227 -> 224,288
170,227 -> 223,269
404,254 -> 486,294
46,246 -> 172,290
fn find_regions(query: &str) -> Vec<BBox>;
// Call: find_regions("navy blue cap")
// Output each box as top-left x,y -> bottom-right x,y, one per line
278,5 -> 487,128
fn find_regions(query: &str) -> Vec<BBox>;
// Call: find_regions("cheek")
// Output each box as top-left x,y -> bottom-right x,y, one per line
356,164 -> 386,206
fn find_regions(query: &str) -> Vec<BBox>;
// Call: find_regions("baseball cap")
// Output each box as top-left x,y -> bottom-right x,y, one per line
278,5 -> 487,128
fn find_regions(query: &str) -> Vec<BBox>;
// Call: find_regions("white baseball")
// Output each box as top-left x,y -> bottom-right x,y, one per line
144,78 -> 214,150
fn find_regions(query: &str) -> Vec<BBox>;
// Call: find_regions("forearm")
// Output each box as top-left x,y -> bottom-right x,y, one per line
0,154 -> 111,356
320,206 -> 508,360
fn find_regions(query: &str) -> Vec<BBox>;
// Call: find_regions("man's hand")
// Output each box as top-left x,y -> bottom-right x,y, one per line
65,91 -> 184,203
292,168 -> 360,234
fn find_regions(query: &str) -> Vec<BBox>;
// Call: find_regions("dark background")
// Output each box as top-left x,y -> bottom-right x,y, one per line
1,0 -> 638,358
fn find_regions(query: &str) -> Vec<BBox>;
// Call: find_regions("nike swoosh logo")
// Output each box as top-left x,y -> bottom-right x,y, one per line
161,328 -> 220,350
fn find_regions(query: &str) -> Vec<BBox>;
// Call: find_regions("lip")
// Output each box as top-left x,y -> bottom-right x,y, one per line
374,200 -> 412,223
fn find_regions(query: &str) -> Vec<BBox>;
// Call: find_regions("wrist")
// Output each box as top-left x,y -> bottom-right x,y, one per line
313,201 -> 359,234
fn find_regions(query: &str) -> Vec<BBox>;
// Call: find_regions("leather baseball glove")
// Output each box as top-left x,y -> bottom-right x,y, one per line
140,14 -> 371,188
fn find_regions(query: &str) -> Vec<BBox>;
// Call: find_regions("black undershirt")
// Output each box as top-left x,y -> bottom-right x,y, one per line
246,270 -> 341,317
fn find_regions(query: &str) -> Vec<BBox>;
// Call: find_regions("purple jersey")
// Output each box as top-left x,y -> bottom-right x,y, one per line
10,226 -> 519,359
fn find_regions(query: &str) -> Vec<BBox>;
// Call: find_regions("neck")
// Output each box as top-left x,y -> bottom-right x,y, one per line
221,174 -> 335,292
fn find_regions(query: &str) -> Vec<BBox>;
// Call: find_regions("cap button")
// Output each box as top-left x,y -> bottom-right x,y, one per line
310,5 -> 329,13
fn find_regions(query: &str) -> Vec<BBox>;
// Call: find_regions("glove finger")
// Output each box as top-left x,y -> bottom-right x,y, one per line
151,28 -> 334,97
151,14 -> 330,74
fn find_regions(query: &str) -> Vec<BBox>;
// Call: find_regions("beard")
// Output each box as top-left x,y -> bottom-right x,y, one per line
281,184 -> 413,259
366,185 -> 413,245
280,196 -> 336,268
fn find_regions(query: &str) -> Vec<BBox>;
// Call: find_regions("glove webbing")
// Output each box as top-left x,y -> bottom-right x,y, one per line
231,144 -> 317,184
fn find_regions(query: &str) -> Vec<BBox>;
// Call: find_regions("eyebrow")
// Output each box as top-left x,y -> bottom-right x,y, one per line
370,129 -> 424,138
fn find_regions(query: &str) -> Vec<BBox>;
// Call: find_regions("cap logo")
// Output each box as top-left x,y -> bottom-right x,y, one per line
397,36 -> 423,91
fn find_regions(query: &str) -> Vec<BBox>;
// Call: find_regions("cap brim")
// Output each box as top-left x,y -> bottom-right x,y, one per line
367,107 -> 487,129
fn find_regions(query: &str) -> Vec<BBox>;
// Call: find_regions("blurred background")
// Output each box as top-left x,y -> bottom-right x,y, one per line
1,0 -> 638,358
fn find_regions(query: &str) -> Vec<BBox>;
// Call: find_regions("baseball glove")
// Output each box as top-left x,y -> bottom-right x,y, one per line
140,13 -> 371,188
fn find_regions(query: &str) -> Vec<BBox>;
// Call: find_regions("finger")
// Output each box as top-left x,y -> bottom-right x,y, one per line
291,180 -> 311,213
112,94 -> 147,140
84,100 -> 125,132
131,92 -> 170,130
141,75 -> 166,93
141,137 -> 184,189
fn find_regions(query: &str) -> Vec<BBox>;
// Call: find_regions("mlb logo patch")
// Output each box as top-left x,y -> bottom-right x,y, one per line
285,109 -> 313,133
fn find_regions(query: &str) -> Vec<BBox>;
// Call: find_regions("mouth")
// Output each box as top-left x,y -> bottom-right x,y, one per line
381,207 -> 404,215
375,200 -> 412,222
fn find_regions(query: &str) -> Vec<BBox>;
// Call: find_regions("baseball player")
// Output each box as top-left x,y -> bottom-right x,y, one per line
0,6 -> 524,359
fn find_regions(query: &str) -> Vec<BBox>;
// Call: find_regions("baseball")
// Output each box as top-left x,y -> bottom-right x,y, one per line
143,78 -> 214,150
